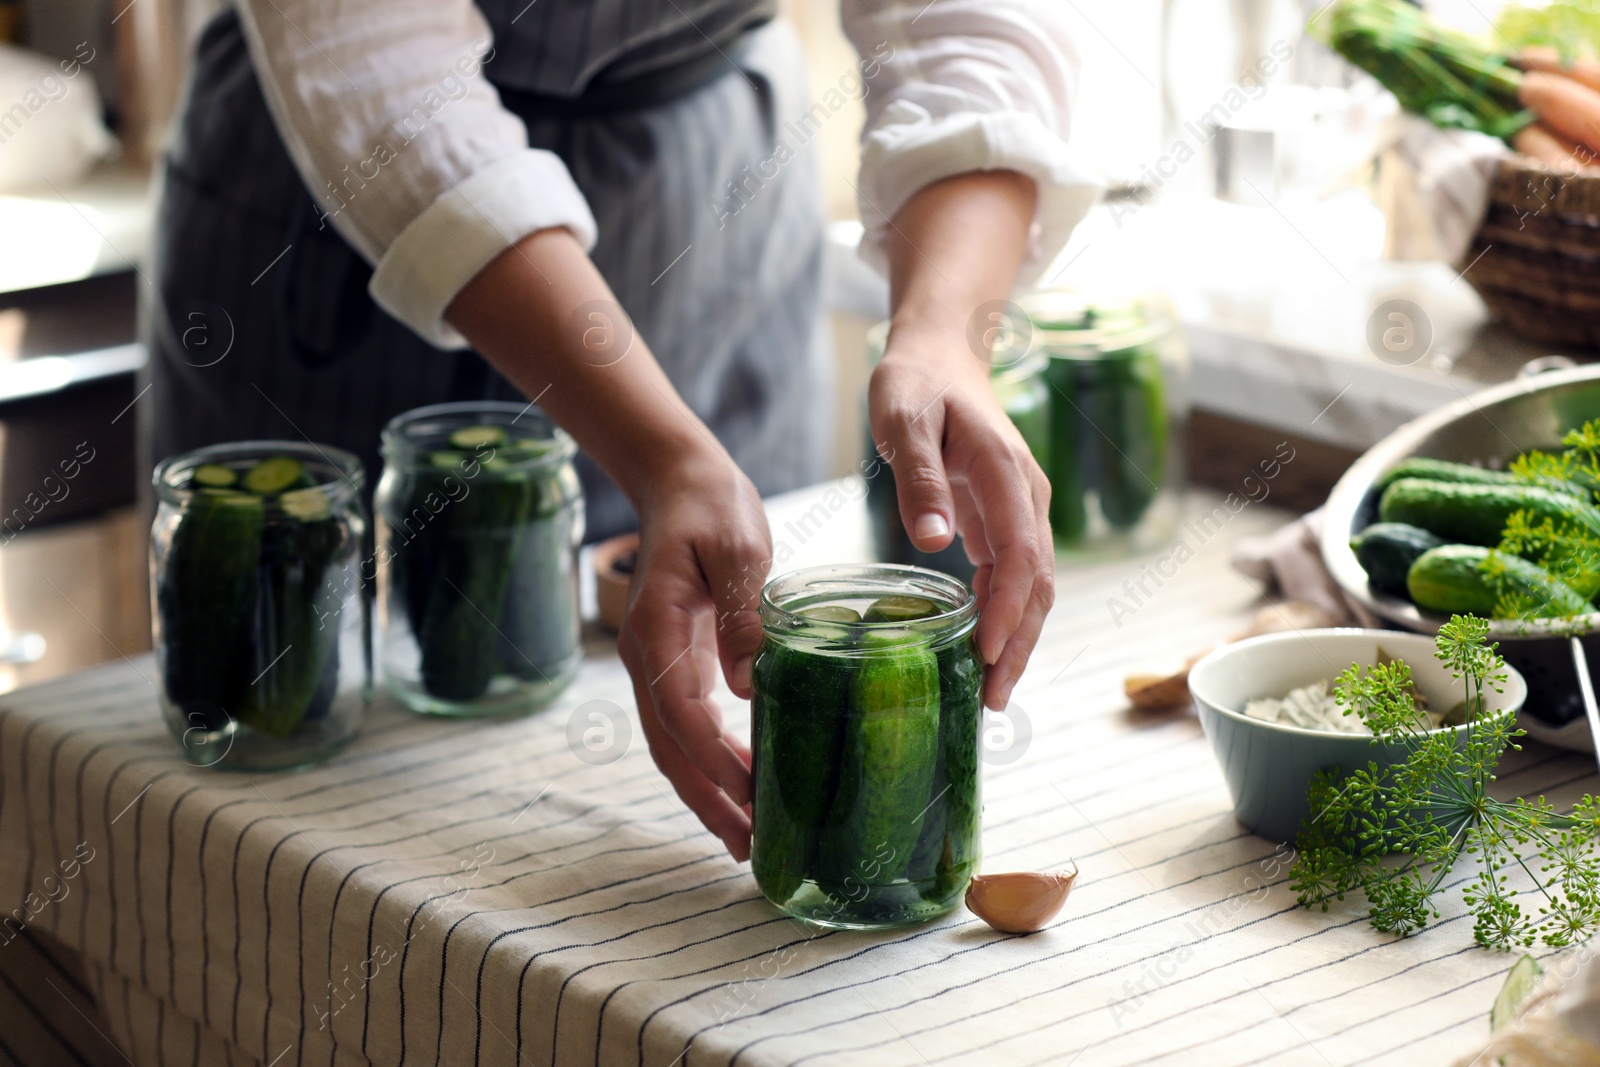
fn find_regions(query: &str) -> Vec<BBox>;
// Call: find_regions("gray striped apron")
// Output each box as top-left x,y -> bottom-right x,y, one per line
140,0 -> 831,543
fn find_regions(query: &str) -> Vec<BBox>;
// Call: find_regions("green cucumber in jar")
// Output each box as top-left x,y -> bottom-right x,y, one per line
158,492 -> 266,730
751,642 -> 850,900
495,509 -> 579,680
236,506 -> 346,737
751,677 -> 807,906
910,635 -> 982,903
416,469 -> 535,700
1093,345 -> 1167,529
818,634 -> 939,887
1044,357 -> 1088,545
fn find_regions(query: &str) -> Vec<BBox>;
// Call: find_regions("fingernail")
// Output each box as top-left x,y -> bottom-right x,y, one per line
731,656 -> 752,692
914,513 -> 949,543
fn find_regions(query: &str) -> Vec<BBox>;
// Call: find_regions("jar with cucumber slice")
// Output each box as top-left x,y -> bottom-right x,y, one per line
1022,288 -> 1189,553
752,564 -> 982,929
151,441 -> 370,770
376,402 -> 584,716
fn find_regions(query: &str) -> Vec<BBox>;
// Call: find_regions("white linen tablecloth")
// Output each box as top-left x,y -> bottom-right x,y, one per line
2,486 -> 1595,1067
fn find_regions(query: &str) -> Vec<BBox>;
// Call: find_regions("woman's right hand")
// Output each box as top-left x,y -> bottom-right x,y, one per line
447,226 -> 772,861
616,447 -> 773,861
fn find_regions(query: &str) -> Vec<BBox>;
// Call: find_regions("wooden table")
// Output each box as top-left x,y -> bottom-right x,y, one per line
1,482 -> 1592,1067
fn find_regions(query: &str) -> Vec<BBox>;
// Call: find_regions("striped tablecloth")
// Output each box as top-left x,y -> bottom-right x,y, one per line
2,485 -> 1595,1067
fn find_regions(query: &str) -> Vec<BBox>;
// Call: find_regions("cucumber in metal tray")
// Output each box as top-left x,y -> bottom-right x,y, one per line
158,491 -> 265,730
818,634 -> 939,887
751,641 -> 850,900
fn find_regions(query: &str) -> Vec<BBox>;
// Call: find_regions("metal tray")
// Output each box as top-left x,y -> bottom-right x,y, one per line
1320,363 -> 1600,737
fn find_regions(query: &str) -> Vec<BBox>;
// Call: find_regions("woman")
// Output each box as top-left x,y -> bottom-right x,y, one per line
142,0 -> 1096,857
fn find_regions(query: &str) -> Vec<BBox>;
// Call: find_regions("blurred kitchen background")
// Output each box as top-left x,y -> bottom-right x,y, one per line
0,0 -> 1560,692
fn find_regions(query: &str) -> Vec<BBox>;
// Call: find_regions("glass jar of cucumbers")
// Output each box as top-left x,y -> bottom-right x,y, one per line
151,441 -> 371,770
752,564 -> 981,929
1024,288 -> 1189,553
375,402 -> 583,716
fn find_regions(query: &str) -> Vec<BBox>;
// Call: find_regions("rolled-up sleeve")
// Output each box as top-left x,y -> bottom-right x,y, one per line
234,0 -> 597,349
841,0 -> 1102,283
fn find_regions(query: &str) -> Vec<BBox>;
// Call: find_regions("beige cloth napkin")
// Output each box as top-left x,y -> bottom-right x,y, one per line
1370,112 -> 1507,264
1229,508 -> 1380,628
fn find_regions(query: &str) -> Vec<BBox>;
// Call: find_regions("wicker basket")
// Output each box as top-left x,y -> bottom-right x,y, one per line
1462,156 -> 1600,351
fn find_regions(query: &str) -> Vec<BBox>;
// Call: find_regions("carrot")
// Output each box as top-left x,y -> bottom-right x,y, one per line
1519,70 -> 1600,156
1515,46 -> 1600,95
1512,121 -> 1600,174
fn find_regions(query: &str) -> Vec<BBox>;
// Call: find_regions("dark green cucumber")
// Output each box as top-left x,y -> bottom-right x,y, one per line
751,642 -> 850,900
1092,346 -> 1168,529
495,510 -> 579,679
1044,356 -> 1088,544
415,472 -> 534,700
818,636 -> 939,886
1378,478 -> 1600,548
910,634 -> 982,903
1407,545 -> 1589,618
158,493 -> 266,730
1376,456 -> 1585,497
236,510 -> 346,737
1351,522 -> 1445,597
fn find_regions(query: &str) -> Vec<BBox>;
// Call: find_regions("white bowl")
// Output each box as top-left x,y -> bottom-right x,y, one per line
1189,629 -> 1528,843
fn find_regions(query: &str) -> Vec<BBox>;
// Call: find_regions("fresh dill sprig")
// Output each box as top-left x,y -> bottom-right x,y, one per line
1491,419 -> 1600,621
1291,616 -> 1600,949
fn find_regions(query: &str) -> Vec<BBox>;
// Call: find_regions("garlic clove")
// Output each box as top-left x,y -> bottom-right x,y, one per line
965,866 -> 1078,934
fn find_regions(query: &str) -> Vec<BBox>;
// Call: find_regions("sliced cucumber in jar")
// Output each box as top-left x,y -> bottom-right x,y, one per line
800,605 -> 862,623
280,487 -> 331,522
428,451 -> 467,470
192,463 -> 238,489
243,456 -> 305,495
863,595 -> 940,624
448,425 -> 508,450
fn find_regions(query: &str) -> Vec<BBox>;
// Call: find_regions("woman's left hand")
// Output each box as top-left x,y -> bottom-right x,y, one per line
870,323 -> 1053,712
874,169 -> 1053,712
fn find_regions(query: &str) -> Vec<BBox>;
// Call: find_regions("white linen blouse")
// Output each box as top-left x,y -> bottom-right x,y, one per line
231,0 -> 1098,348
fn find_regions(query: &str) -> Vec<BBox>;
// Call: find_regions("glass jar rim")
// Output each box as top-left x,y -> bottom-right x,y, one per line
153,440 -> 364,508
1020,287 -> 1177,358
759,563 -> 977,636
380,401 -> 576,472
